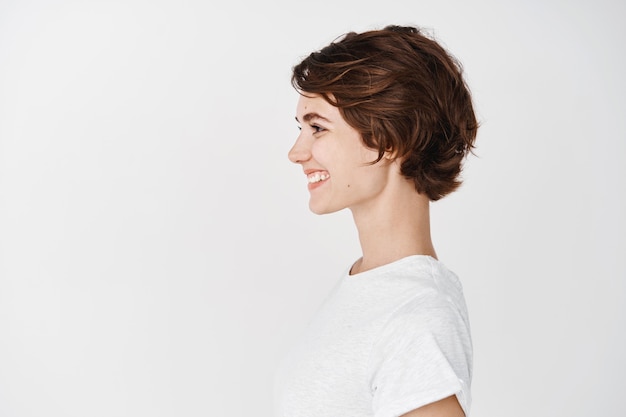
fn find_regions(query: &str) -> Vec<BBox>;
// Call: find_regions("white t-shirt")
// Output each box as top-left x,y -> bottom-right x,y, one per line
274,255 -> 473,417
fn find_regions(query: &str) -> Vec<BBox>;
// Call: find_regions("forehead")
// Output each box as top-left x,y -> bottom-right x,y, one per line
296,93 -> 339,122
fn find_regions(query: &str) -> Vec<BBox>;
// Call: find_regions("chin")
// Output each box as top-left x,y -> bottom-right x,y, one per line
308,200 -> 341,215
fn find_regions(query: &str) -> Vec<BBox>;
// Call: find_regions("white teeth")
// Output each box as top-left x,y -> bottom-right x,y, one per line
307,172 -> 329,183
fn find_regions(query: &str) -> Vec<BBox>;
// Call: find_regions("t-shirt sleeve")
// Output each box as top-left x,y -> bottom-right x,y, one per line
368,294 -> 473,417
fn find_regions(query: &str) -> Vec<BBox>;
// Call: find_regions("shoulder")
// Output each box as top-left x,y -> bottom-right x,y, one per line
367,257 -> 473,417
374,256 -> 471,355
370,256 -> 468,319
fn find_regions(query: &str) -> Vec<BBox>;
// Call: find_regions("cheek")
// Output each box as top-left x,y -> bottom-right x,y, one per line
310,141 -> 332,164
357,143 -> 380,164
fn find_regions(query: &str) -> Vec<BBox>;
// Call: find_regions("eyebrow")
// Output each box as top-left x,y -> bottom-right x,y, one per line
295,112 -> 332,124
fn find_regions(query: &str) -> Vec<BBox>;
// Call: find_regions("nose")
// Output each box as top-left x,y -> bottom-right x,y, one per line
288,133 -> 311,164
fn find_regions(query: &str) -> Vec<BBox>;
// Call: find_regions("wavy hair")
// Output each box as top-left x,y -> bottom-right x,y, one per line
292,25 -> 478,201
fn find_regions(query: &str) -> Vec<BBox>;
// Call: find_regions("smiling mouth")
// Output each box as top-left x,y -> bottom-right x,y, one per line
307,172 -> 330,184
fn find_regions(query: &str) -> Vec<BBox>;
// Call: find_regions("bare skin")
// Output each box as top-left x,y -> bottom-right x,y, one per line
348,155 -> 437,275
290,94 -> 437,276
401,395 -> 465,417
290,93 -> 463,417
346,140 -> 466,417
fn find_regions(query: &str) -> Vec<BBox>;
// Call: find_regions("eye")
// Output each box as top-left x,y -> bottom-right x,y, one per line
311,124 -> 326,134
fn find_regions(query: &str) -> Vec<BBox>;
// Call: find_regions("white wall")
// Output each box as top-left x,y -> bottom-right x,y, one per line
0,0 -> 624,416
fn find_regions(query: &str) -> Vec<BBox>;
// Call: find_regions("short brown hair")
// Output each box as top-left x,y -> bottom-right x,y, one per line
291,25 -> 478,201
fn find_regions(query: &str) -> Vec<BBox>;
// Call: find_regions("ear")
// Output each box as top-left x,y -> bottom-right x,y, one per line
381,151 -> 403,175
383,148 -> 399,163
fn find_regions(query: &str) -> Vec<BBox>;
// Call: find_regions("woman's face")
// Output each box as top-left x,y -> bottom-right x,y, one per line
289,93 -> 393,215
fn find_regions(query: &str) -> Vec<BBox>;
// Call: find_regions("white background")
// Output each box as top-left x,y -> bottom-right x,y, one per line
1,0 -> 624,416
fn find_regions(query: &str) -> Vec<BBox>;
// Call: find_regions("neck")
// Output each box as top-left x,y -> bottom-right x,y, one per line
349,180 -> 436,275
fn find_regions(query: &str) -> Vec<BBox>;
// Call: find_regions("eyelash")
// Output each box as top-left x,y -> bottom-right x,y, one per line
311,124 -> 325,133
296,124 -> 326,134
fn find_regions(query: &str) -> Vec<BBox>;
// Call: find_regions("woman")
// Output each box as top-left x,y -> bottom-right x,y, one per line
276,25 -> 478,417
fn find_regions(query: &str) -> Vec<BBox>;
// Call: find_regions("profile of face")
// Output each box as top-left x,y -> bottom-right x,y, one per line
289,93 -> 395,215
